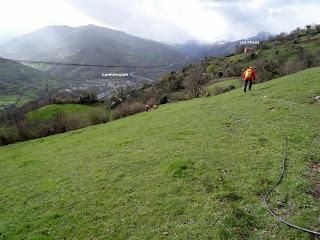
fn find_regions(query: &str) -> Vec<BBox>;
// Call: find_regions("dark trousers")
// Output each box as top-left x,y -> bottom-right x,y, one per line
244,80 -> 253,92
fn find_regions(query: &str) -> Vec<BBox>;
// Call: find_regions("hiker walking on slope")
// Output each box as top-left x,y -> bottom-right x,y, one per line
243,66 -> 256,92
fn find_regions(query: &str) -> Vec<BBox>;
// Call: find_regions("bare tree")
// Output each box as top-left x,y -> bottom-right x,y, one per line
305,53 -> 315,68
112,85 -> 133,101
186,66 -> 204,98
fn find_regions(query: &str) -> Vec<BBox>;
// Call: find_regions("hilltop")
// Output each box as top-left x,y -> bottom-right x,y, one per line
162,28 -> 320,96
172,31 -> 272,60
0,67 -> 319,239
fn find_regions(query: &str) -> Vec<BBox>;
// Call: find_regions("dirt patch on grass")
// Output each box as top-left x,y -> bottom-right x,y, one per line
311,95 -> 320,105
308,162 -> 320,199
268,106 -> 276,112
309,162 -> 320,172
217,205 -> 257,239
217,191 -> 242,202
312,183 -> 320,199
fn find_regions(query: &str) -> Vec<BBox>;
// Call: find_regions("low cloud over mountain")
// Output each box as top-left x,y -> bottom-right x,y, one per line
1,0 -> 319,44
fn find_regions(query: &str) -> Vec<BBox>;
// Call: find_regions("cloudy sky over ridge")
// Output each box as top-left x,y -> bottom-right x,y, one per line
0,0 -> 319,43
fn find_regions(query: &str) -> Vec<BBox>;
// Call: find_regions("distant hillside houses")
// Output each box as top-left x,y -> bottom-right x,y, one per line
244,46 -> 254,53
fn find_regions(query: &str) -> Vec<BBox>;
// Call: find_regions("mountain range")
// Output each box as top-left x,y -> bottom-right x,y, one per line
0,25 -> 194,93
0,25 -> 271,71
0,25 -> 271,110
172,31 -> 272,60
0,24 -> 189,66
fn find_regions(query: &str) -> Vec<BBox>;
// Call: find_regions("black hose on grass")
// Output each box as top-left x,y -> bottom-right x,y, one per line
227,110 -> 320,237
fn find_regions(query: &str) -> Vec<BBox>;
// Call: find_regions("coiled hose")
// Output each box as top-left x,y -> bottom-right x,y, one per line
227,109 -> 320,237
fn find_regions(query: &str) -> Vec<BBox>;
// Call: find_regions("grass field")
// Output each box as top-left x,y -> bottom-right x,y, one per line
0,94 -> 18,104
0,68 -> 319,239
205,78 -> 243,95
0,95 -> 18,111
0,92 -> 37,112
25,104 -> 95,123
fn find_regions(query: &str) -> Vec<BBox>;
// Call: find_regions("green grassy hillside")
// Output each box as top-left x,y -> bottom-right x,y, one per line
164,31 -> 320,96
205,78 -> 242,95
0,68 -> 319,239
25,104 -> 95,122
0,57 -> 58,111
217,32 -> 320,72
146,31 -> 320,109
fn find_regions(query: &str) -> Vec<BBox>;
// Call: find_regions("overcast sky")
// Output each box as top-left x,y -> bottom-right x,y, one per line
0,0 -> 319,44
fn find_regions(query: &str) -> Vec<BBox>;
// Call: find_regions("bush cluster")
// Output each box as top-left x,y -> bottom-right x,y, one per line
112,101 -> 145,120
0,107 -> 109,146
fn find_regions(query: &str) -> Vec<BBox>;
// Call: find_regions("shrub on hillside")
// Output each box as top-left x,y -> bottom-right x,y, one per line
151,72 -> 185,103
112,102 -> 145,120
280,59 -> 305,75
254,59 -> 274,82
55,112 -> 90,131
89,108 -> 110,125
7,119 -> 52,142
217,72 -> 224,78
296,47 -> 317,68
158,72 -> 184,92
185,66 -> 205,98
112,85 -> 136,102
0,96 -> 51,126
169,74 -> 184,91
158,95 -> 168,104
214,85 -> 236,95
315,51 -> 320,66
225,64 -> 243,77
0,105 -> 110,145
305,53 -> 316,68
206,64 -> 215,74
52,110 -> 109,132
257,42 -> 270,50
223,85 -> 236,92
167,92 -> 187,102
0,127 -> 22,145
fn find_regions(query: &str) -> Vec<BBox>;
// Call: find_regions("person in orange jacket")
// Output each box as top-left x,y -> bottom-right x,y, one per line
242,66 -> 256,92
